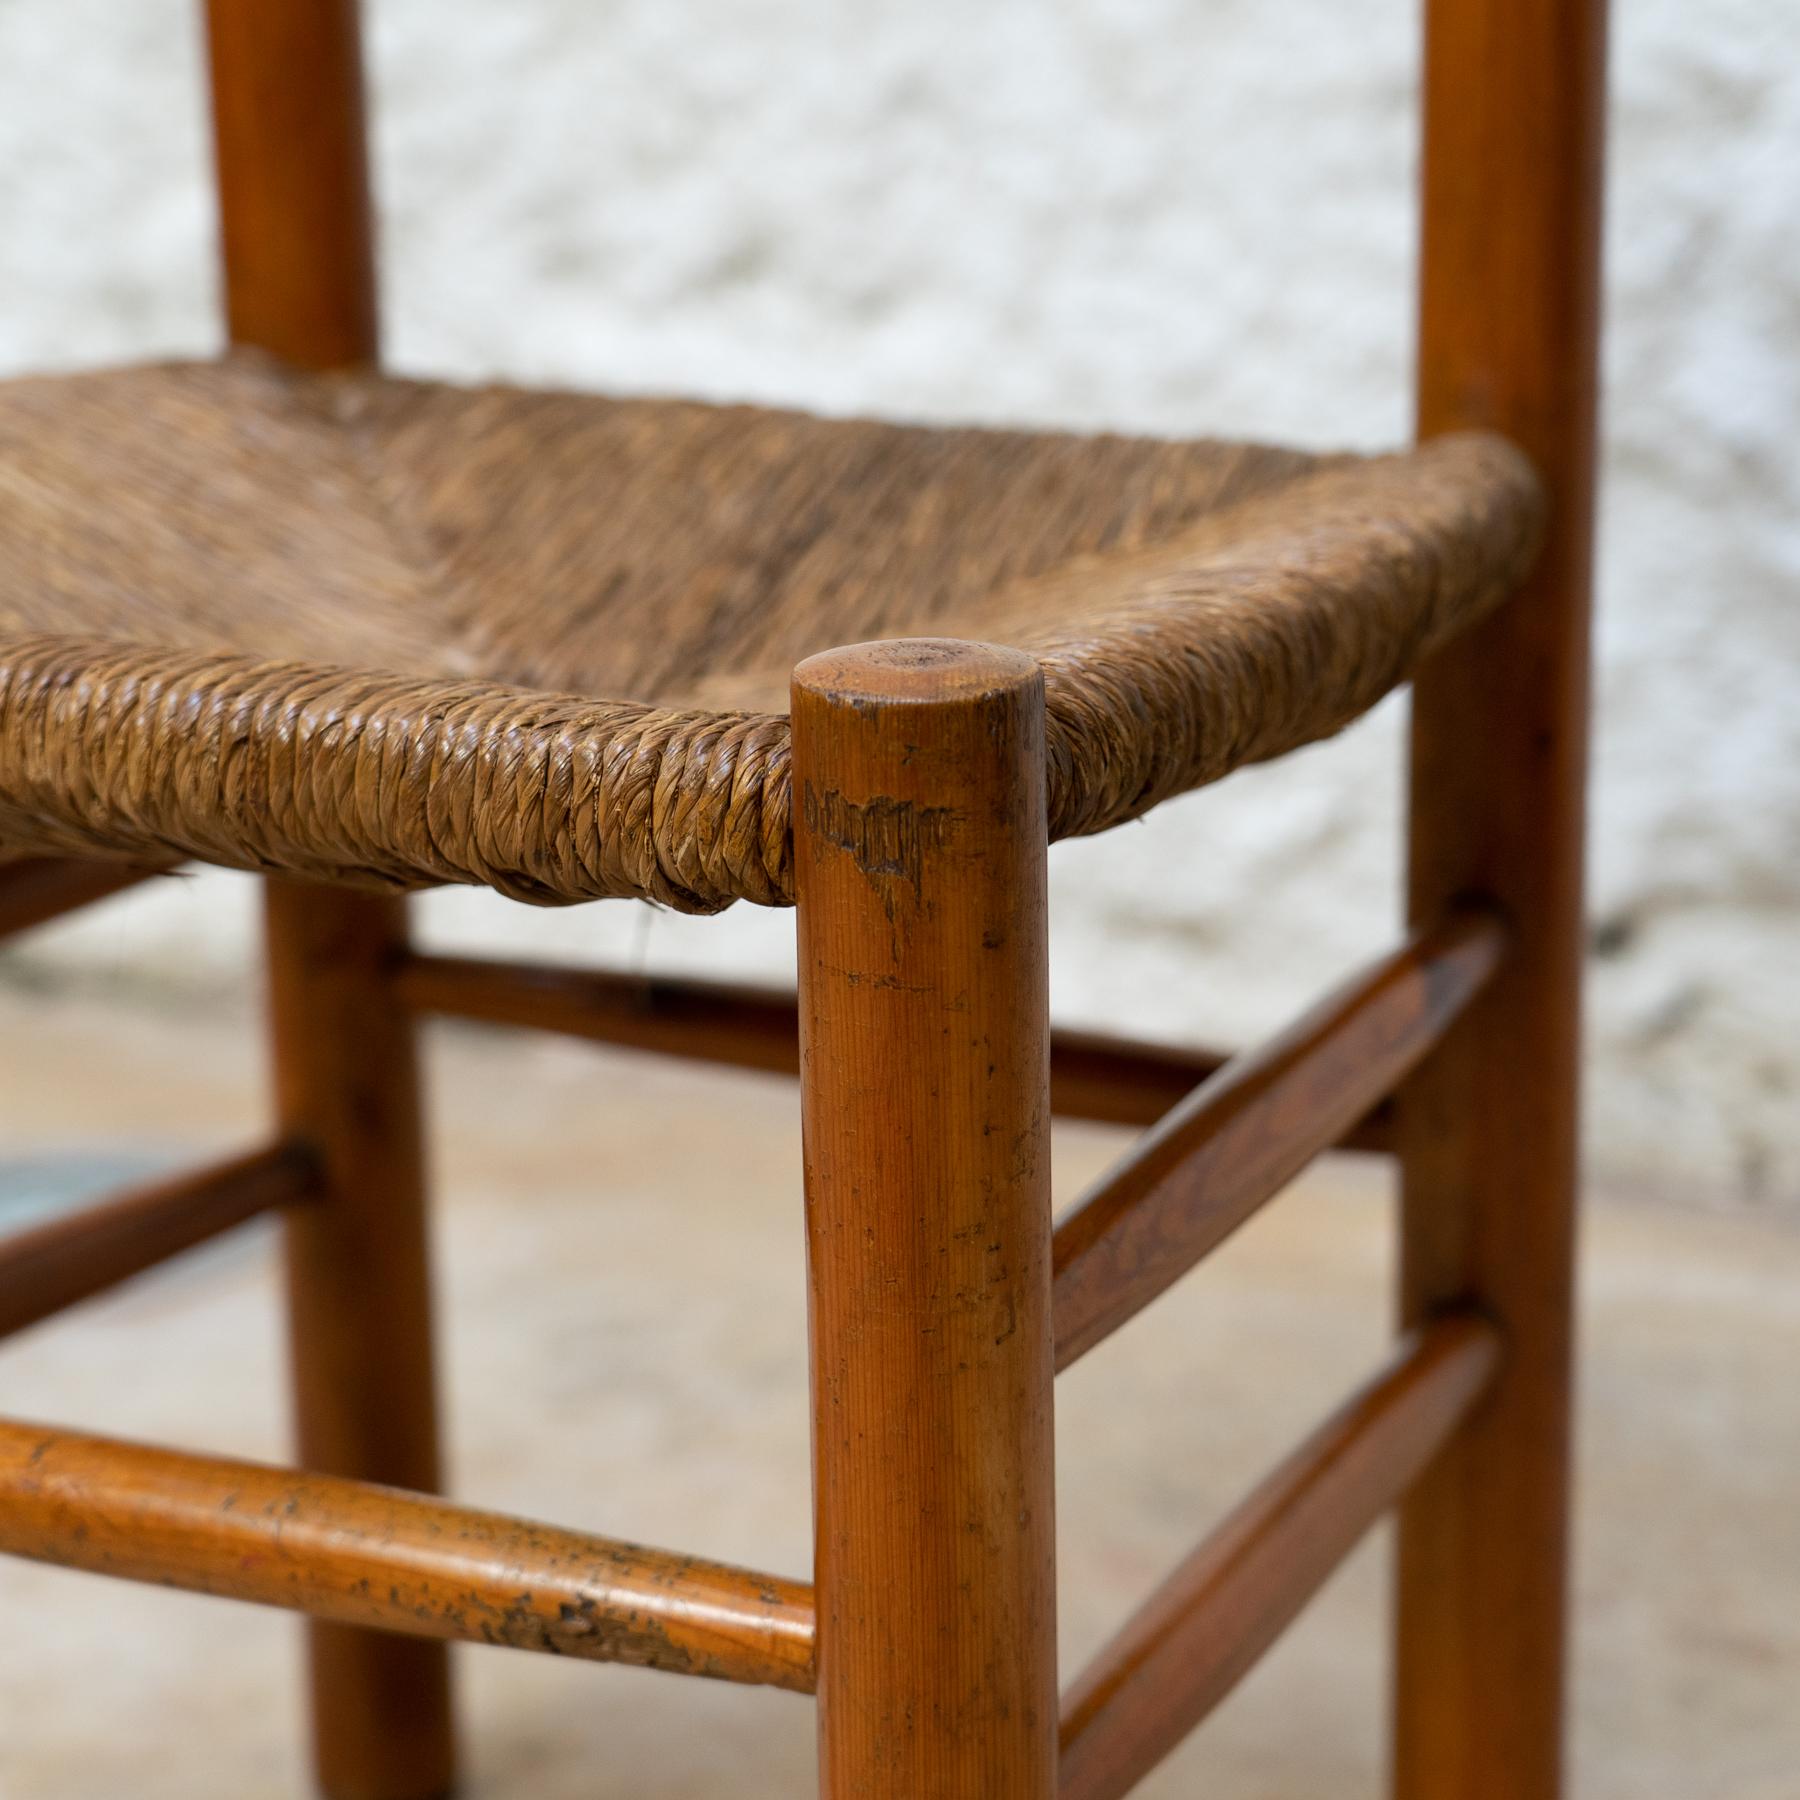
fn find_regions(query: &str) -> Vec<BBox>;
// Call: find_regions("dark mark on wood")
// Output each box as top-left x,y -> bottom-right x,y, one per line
0,1418 -> 817,1693
801,782 -> 956,892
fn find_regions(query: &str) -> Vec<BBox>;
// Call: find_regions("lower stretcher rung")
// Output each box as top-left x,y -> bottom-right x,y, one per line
1051,908 -> 1506,1370
0,1418 -> 817,1694
0,1142 -> 318,1341
0,856 -> 166,941
1058,1314 -> 1502,1800
394,952 -> 1398,1144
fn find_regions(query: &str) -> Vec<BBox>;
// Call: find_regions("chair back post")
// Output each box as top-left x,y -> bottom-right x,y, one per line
203,0 -> 378,367
1397,0 -> 1608,1796
204,13 -> 454,1800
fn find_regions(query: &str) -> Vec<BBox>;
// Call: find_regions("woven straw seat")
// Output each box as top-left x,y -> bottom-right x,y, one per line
0,352 -> 1541,911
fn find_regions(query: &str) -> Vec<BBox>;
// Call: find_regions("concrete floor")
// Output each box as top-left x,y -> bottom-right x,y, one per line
0,985 -> 1794,1798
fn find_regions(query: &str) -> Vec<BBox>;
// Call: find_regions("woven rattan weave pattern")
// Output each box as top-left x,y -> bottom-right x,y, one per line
0,353 -> 1541,910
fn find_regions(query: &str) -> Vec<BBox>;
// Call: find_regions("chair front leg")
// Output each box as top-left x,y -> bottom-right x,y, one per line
266,882 -> 456,1800
794,640 -> 1059,1800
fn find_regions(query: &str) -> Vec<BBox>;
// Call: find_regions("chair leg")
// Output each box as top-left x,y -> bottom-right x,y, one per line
793,641 -> 1059,1799
266,882 -> 456,1800
1394,0 -> 1603,1792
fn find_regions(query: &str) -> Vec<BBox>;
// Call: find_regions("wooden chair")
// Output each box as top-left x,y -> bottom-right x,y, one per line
0,1 -> 1605,1794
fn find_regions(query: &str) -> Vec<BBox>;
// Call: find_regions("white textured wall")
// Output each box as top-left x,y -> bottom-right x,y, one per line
1,0 -> 1794,1212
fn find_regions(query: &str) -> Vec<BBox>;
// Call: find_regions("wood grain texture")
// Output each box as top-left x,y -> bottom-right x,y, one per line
398,952 -> 1251,1130
207,1 -> 456,1790
1051,1028 -> 1233,1130
395,952 -> 1416,1153
1396,1 -> 1607,1796
0,1420 -> 815,1692
266,883 -> 454,1800
1059,1316 -> 1503,1800
1052,908 -> 1506,1371
0,857 -> 166,941
794,639 -> 1058,1799
396,956 -> 807,1079
0,1143 -> 318,1342
1051,1027 -> 1392,1149
204,0 -> 378,369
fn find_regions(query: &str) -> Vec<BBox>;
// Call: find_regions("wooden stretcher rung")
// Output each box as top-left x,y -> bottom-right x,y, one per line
0,857 -> 168,941
393,955 -> 805,1078
0,1142 -> 319,1341
1057,1314 -> 1503,1800
0,1418 -> 817,1694
1050,906 -> 1507,1370
1052,1027 -> 1231,1130
394,952 -> 1394,1145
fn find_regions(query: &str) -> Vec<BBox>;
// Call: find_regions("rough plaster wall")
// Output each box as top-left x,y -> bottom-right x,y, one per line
0,0 -> 1793,1213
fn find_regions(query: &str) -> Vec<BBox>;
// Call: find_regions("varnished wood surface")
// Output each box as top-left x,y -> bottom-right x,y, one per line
208,0 -> 456,1785
0,1143 -> 318,1342
1397,1 -> 1607,1795
396,952 -> 1410,1148
3,2 -> 1594,1792
396,956 -> 807,1078
0,858 -> 164,942
0,1420 -> 816,1692
1049,1027 -> 1234,1132
266,886 -> 454,1800
795,640 -> 1059,1798
1052,909 -> 1506,1371
204,0 -> 378,369
1059,1316 -> 1502,1800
